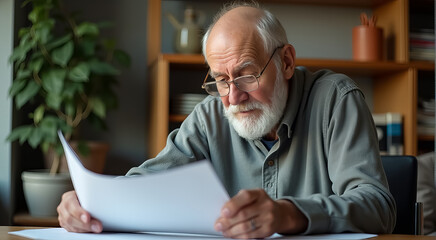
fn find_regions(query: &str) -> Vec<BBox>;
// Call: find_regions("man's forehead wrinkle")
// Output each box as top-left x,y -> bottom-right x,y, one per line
210,60 -> 256,79
207,43 -> 258,60
207,44 -> 260,78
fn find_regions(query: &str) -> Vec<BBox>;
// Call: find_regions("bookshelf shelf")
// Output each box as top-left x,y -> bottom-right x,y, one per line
169,114 -> 188,123
159,54 -> 205,65
410,61 -> 435,71
160,53 -> 435,76
418,135 -> 435,141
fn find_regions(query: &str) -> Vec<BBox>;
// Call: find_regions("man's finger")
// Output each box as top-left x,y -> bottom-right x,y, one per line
57,191 -> 103,233
221,217 -> 271,239
220,189 -> 260,217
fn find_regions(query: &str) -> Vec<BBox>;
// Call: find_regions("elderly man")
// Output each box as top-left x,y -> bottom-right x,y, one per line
57,2 -> 396,238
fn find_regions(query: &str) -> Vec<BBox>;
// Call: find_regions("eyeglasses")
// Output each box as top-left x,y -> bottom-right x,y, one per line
201,46 -> 283,97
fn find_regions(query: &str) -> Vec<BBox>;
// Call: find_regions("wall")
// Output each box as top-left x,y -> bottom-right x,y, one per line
162,2 -> 367,58
0,0 -> 14,225
63,0 -> 149,174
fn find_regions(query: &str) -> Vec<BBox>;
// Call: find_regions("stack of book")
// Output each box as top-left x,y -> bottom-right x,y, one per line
372,112 -> 403,155
417,98 -> 435,137
410,29 -> 435,61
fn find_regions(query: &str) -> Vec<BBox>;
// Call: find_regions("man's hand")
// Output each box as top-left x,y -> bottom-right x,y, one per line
57,190 -> 103,233
214,189 -> 308,239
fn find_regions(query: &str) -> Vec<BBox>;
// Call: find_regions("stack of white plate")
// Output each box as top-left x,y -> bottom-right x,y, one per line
170,93 -> 208,115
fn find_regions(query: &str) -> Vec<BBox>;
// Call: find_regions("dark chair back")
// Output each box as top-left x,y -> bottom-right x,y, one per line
381,155 -> 418,235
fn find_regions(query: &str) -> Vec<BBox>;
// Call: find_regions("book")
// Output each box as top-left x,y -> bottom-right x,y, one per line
372,113 -> 403,155
409,29 -> 435,61
372,113 -> 388,155
386,113 -> 403,155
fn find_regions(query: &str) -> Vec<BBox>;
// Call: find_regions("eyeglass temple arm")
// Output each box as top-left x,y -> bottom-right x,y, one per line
202,69 -> 211,88
258,45 -> 284,77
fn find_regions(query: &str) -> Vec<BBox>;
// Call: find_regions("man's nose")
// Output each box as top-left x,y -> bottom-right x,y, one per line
228,83 -> 248,105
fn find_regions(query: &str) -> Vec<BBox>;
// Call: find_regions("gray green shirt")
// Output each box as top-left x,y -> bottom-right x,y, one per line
127,67 -> 396,234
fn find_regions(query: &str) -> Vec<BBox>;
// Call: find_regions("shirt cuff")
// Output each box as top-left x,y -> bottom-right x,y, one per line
281,196 -> 330,235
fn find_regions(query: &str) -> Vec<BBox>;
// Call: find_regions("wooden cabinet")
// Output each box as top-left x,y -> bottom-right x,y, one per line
146,0 -> 435,158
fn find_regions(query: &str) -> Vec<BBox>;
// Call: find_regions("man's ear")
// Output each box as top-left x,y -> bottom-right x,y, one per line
282,44 -> 296,80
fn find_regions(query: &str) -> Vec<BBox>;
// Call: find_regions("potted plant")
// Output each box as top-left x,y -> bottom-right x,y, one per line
7,0 -> 130,216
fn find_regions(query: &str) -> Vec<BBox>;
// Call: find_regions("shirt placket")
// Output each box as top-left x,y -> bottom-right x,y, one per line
263,155 -> 278,199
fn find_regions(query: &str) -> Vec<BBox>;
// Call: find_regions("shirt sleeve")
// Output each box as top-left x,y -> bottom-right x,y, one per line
286,88 -> 396,234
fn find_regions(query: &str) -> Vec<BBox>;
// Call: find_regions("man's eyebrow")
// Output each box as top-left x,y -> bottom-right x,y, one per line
209,61 -> 256,79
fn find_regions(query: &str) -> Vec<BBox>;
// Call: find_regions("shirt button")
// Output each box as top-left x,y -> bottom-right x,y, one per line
267,160 -> 274,166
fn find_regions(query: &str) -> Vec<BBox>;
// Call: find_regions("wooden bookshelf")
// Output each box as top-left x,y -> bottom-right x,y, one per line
147,0 -> 434,158
13,212 -> 59,227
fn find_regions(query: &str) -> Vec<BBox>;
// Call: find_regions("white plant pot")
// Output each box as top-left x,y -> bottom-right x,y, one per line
22,170 -> 74,217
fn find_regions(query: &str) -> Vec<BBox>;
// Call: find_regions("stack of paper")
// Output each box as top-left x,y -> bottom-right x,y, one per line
57,131 -> 229,235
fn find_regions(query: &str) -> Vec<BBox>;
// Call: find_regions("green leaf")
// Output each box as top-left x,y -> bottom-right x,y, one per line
46,92 -> 62,110
41,141 -> 50,153
88,59 -> 120,75
46,34 -> 72,51
41,69 -> 66,94
18,31 -> 32,49
40,116 -> 58,142
6,125 -> 32,144
58,120 -> 73,134
35,19 -> 55,30
77,141 -> 90,156
68,63 -> 90,82
15,81 -> 40,109
65,101 -> 75,117
28,58 -> 44,73
28,6 -> 41,23
76,22 -> 99,37
9,45 -> 27,65
33,23 -> 51,44
9,79 -> 26,97
54,143 -> 64,156
28,127 -> 43,149
62,82 -> 84,99
52,41 -> 74,67
33,105 -> 45,124
114,49 -> 131,67
90,97 -> 106,118
18,27 -> 30,38
28,3 -> 52,23
78,38 -> 96,56
16,68 -> 31,80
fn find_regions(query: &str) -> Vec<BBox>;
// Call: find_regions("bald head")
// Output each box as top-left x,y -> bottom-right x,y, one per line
205,7 -> 264,61
202,2 -> 288,63
211,6 -> 263,37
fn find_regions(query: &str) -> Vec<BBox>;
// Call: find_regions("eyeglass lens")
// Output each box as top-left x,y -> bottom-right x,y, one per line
203,45 -> 283,97
205,75 -> 259,97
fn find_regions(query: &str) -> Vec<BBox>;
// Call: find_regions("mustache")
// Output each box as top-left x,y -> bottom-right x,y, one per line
227,101 -> 264,114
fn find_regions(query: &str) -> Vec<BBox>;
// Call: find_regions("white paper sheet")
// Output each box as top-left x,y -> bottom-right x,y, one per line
9,228 -> 377,240
57,131 -> 230,235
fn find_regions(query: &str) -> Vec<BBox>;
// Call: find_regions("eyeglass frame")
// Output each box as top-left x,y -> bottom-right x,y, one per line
201,45 -> 284,97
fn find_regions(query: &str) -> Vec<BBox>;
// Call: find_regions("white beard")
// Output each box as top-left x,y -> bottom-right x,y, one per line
224,72 -> 288,140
